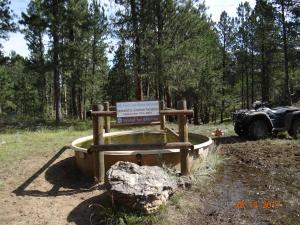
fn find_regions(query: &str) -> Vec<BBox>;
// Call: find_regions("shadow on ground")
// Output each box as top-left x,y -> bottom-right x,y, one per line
13,146 -> 97,197
213,135 -> 247,145
67,192 -> 112,225
213,134 -> 294,145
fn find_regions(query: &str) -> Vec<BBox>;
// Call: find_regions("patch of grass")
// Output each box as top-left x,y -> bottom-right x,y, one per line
0,124 -> 91,162
294,133 -> 300,140
276,131 -> 289,139
169,193 -> 182,206
123,206 -> 168,225
168,121 -> 235,137
193,150 -> 224,188
89,201 -> 168,225
256,137 -> 300,146
0,117 -> 93,134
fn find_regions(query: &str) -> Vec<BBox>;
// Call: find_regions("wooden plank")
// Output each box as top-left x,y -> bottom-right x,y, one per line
104,102 -> 111,133
92,104 -> 101,181
92,104 -> 105,183
178,100 -> 190,176
98,106 -> 105,183
109,106 -> 116,110
88,142 -> 193,153
160,109 -> 193,116
91,111 -> 117,116
92,109 -> 193,117
160,100 -> 166,130
111,121 -> 160,128
165,126 -> 179,138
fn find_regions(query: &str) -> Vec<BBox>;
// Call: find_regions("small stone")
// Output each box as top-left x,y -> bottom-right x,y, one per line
107,161 -> 177,214
177,175 -> 193,189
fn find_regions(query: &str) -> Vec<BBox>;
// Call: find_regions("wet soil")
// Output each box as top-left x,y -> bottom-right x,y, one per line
168,138 -> 300,225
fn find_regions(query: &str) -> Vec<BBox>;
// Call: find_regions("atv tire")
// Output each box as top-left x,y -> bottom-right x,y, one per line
288,118 -> 300,139
248,119 -> 271,140
234,123 -> 247,137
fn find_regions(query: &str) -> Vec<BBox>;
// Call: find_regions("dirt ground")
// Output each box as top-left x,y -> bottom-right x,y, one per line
0,136 -> 299,225
168,137 -> 300,225
0,148 -> 106,225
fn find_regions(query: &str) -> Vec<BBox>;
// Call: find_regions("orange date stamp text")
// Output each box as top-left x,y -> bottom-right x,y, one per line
234,199 -> 281,209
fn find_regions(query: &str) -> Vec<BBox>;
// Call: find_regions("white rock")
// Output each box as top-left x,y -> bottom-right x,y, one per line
107,161 -> 177,214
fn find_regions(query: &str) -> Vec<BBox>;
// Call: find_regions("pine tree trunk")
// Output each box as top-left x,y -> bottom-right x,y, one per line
241,70 -> 244,108
64,83 -> 67,116
77,88 -> 83,120
281,2 -> 291,105
38,32 -> 46,116
221,40 -> 225,123
261,38 -> 268,102
193,103 -> 199,125
92,22 -> 96,102
130,0 -> 143,100
71,83 -> 77,118
52,0 -> 62,122
166,85 -> 172,109
156,0 -> 164,101
204,106 -> 209,124
83,89 -> 86,120
246,71 -> 249,109
155,78 -> 159,100
251,45 -> 254,104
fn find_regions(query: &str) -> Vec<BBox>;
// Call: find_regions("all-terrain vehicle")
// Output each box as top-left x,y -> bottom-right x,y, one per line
233,101 -> 300,139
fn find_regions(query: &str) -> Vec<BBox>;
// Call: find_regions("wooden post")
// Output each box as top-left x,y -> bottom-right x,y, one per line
92,104 -> 100,181
92,104 -> 105,183
178,99 -> 189,175
160,100 -> 166,130
104,102 -> 110,133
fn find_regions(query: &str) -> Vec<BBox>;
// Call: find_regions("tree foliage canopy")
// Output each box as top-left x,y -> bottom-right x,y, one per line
0,0 -> 299,124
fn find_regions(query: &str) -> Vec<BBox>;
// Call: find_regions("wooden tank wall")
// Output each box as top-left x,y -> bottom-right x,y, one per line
74,140 -> 213,178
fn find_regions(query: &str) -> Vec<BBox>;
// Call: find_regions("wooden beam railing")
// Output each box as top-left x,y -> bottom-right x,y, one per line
92,111 -> 117,116
91,99 -> 192,183
160,109 -> 193,116
109,106 -> 116,111
88,142 -> 193,153
165,127 -> 179,138
111,121 -> 161,128
91,109 -> 193,117
178,100 -> 189,175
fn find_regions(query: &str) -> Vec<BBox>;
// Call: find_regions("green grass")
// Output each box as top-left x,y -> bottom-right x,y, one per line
89,198 -> 169,225
168,121 -> 236,137
0,119 -> 92,162
192,150 -> 224,192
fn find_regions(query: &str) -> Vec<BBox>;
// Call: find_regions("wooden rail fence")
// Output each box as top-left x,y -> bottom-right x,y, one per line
89,99 -> 193,183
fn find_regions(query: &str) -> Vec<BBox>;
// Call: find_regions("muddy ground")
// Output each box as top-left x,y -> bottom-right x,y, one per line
168,137 -> 300,225
0,137 -> 299,225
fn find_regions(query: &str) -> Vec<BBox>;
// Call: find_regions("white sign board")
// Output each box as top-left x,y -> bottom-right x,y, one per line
116,101 -> 160,124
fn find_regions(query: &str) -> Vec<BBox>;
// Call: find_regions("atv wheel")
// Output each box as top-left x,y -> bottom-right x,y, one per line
234,123 -> 246,137
288,118 -> 300,139
248,119 -> 271,140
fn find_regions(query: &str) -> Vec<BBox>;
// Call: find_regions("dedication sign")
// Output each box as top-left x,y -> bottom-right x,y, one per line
116,101 -> 160,124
